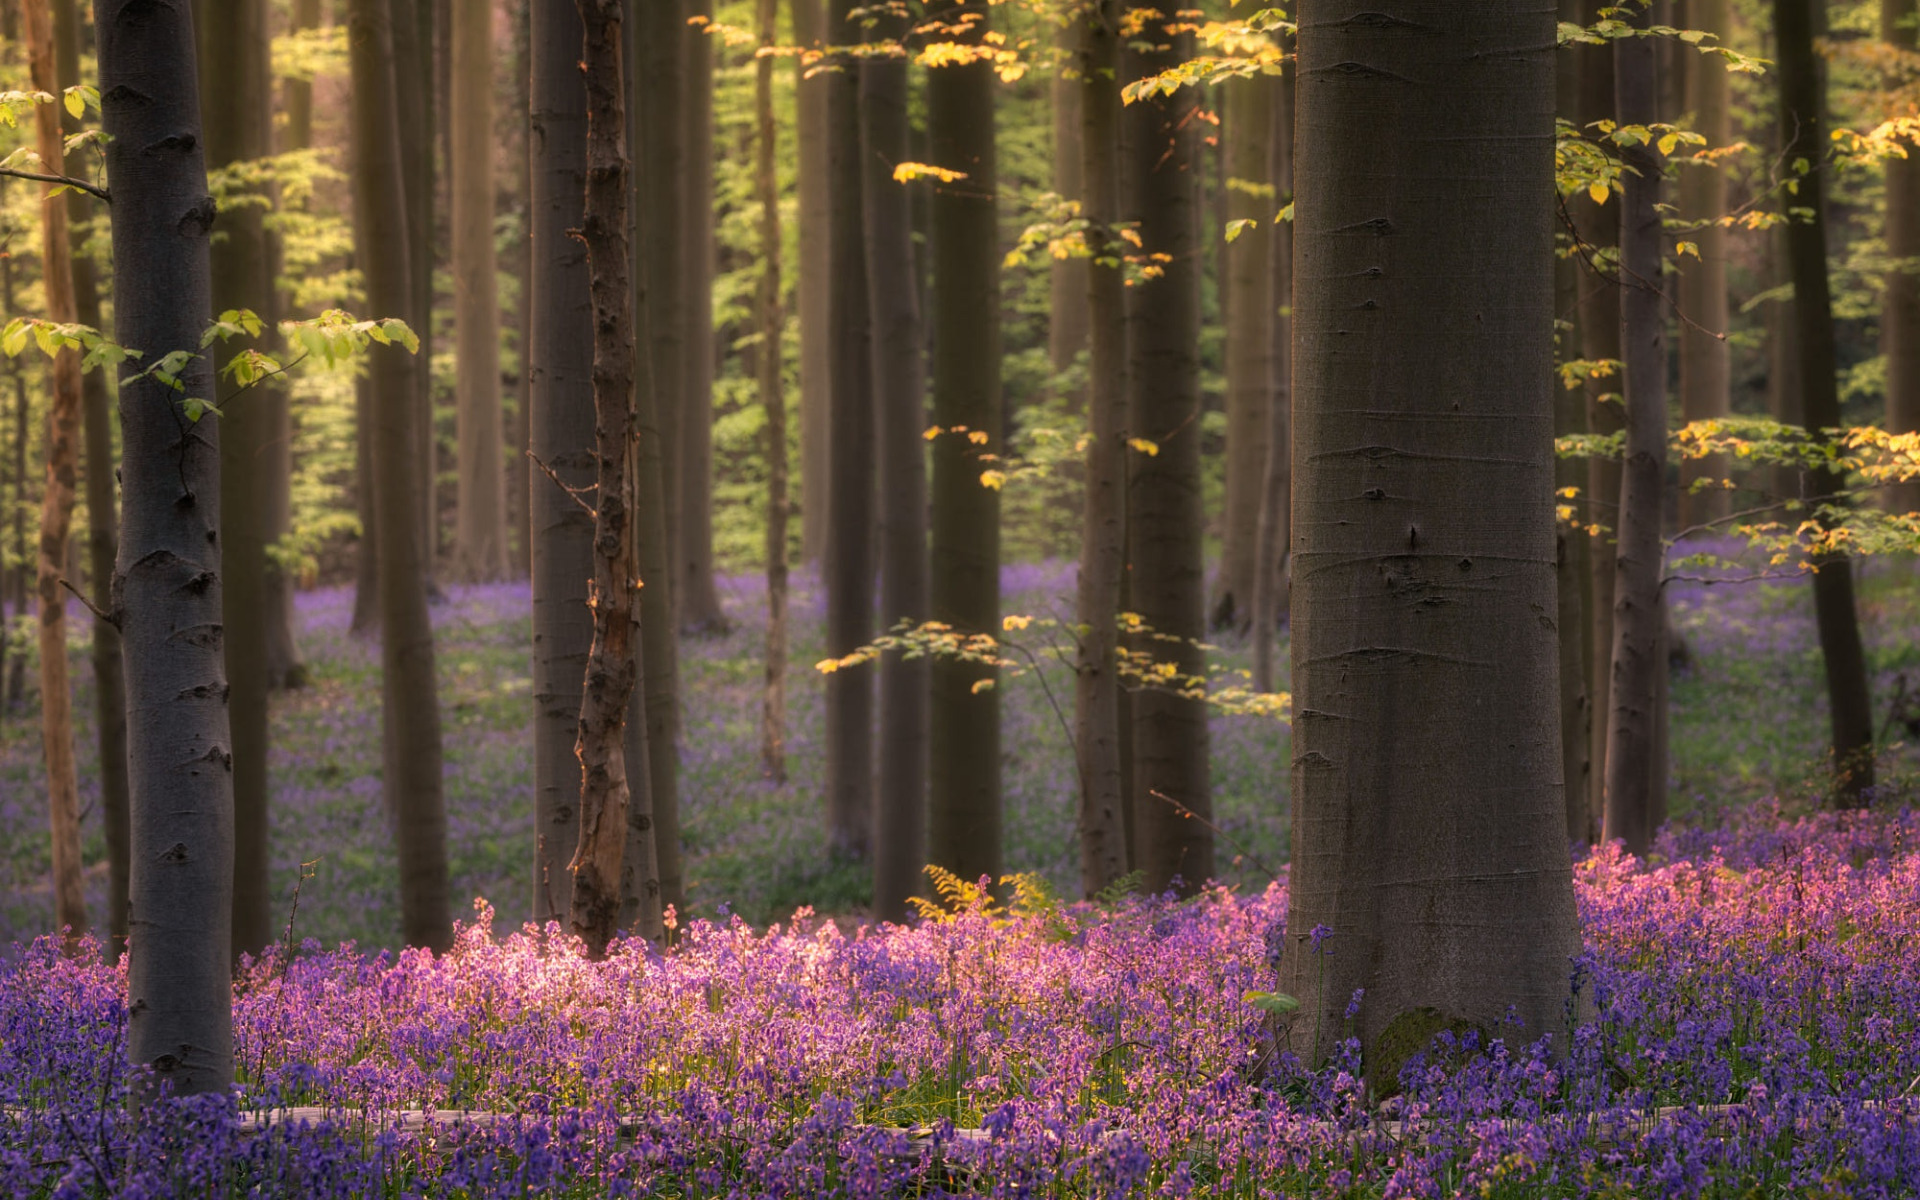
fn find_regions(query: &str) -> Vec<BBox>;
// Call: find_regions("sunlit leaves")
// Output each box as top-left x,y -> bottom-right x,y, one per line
892,161 -> 968,185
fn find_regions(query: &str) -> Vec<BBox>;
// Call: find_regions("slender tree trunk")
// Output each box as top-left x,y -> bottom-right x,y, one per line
452,0 -> 508,579
1074,0 -> 1127,895
1575,0 -> 1620,829
927,0 -> 1002,887
24,0 -> 86,945
1677,0 -> 1731,528
1216,70 -> 1273,633
528,0 -> 596,925
1277,0 -> 1581,1073
350,0 -> 452,950
351,376 -> 379,632
53,0 -> 128,953
509,0 -> 532,578
1768,226 -> 1803,499
567,0 -> 642,957
1124,7 -> 1208,895
1776,0 -> 1878,804
756,0 -> 790,785
1885,0 -> 1920,515
98,0 -> 232,1097
4,305 -> 23,711
822,0 -> 876,861
679,0 -> 727,632
1556,0 -> 1592,843
200,0 -> 276,963
285,0 -> 322,151
392,0 -> 439,581
795,0 -> 831,565
638,0 -> 684,609
1049,21 -> 1087,402
1250,59 -> 1292,697
864,11 -> 929,922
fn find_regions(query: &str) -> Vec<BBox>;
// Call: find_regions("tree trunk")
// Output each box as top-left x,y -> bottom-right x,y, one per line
97,0 -> 233,1097
1885,0 -> 1920,515
350,0 -> 452,950
1554,0 -> 1592,844
1677,0 -> 1731,528
756,0 -> 790,785
639,0 -> 684,609
1216,70 -> 1274,633
24,0 -> 86,945
927,0 -> 1002,887
567,0 -> 643,957
285,0 -> 322,151
1124,7 -> 1209,895
452,0 -> 508,579
679,0 -> 728,632
1073,0 -> 1127,896
1776,0 -> 1878,804
528,0 -> 596,925
795,0 -> 831,565
1767,225 -> 1803,499
863,13 -> 929,922
509,0 -> 532,578
392,0 -> 439,581
4,301 -> 23,711
54,0 -> 129,954
1277,0 -> 1582,1074
1250,59 -> 1292,697
351,375 -> 379,632
1049,21 -> 1087,402
200,0 -> 276,964
822,0 -> 877,862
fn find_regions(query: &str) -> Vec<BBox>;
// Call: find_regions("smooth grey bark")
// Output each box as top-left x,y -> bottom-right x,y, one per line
1885,0 -> 1920,515
1123,7 -> 1208,895
350,0 -> 452,950
1250,58 -> 1293,697
679,0 -> 728,632
453,0 -> 508,580
1776,0 -> 1878,805
1217,70 -> 1274,633
1553,0 -> 1592,844
927,0 -> 1003,887
200,0 -> 276,963
1276,0 -> 1581,1073
756,0 -> 790,783
795,0 -> 831,565
863,19 -> 929,923
53,0 -> 127,954
1074,0 -> 1127,895
97,0 -> 232,1096
529,0 -> 596,924
823,0 -> 876,861
1677,0 -> 1731,528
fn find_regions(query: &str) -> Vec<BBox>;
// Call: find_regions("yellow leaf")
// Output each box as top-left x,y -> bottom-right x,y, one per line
970,678 -> 996,695
1128,437 -> 1159,457
1588,182 -> 1609,205
1657,133 -> 1678,156
63,90 -> 82,120
1003,614 -> 1032,632
893,161 -> 968,185
923,424 -> 942,441
815,658 -> 840,674
979,469 -> 1007,490
967,430 -> 989,445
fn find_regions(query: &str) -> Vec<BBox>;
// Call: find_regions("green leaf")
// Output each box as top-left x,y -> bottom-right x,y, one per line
1244,990 -> 1300,1014
63,89 -> 82,120
1224,218 -> 1257,243
2,319 -> 27,358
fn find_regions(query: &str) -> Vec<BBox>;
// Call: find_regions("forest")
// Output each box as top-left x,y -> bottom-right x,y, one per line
2,0 -> 1920,1195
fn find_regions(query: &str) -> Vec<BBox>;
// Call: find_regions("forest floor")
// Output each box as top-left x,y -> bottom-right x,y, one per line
2,546 -> 1918,948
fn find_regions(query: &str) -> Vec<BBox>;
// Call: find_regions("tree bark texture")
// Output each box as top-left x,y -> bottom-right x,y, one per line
1250,60 -> 1293,697
1049,20 -> 1087,400
529,0 -> 596,925
1553,0 -> 1591,844
795,0 -> 831,565
1776,0 -> 1878,805
350,0 -> 452,950
1677,0 -> 1730,528
863,18 -> 929,923
567,0 -> 643,957
928,0 -> 1003,887
639,0 -> 684,611
25,0 -> 86,945
392,0 -> 439,578
3,290 -> 25,713
453,0 -> 508,580
55,0 -> 127,951
823,0 -> 876,861
1124,8 -> 1209,895
679,0 -> 727,632
1074,0 -> 1128,896
509,0 -> 533,579
1276,0 -> 1582,1073
756,0 -> 790,785
200,0 -> 276,964
1885,0 -> 1920,515
1217,70 -> 1274,633
97,0 -> 233,1097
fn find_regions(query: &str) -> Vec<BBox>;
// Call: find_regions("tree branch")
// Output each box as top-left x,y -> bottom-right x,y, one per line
0,166 -> 108,202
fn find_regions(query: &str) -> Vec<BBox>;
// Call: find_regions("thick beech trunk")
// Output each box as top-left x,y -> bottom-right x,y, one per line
679,0 -> 727,632
1277,0 -> 1581,1073
392,0 -> 439,578
1776,0 -> 1878,804
795,0 -> 831,565
97,0 -> 232,1096
1677,0 -> 1730,528
25,0 -> 85,944
1124,8 -> 1208,895
928,0 -> 1003,887
453,0 -> 508,579
756,0 -> 790,784
200,0 -> 276,963
1217,70 -> 1274,633
350,0 -> 452,950
1074,0 -> 1127,895
1886,0 -> 1920,516
864,16 -> 929,922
